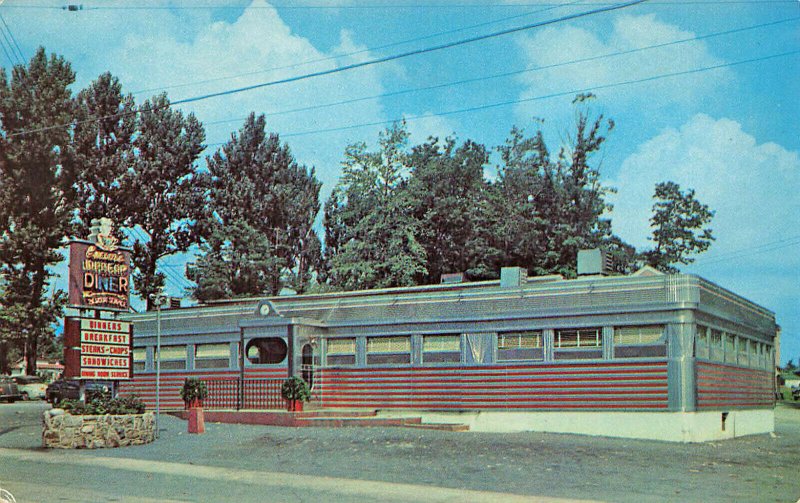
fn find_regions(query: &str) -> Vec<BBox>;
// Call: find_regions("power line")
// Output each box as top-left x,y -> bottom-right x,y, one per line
121,227 -> 194,291
0,14 -> 25,62
205,16 -> 799,128
0,17 -> 21,66
132,0 -> 585,96
2,1 -> 791,9
126,226 -> 193,289
0,32 -> 15,66
265,49 -> 799,139
169,0 -> 649,107
693,236 -> 800,266
6,0 -> 649,139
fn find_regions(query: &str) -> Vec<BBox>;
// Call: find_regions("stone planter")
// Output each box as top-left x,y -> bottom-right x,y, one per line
42,409 -> 155,449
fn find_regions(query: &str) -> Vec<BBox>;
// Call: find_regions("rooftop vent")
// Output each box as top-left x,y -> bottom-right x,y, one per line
500,267 -> 527,288
440,272 -> 466,284
577,248 -> 613,276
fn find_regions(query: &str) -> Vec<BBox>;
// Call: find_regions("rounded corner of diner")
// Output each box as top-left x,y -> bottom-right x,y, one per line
121,271 -> 777,443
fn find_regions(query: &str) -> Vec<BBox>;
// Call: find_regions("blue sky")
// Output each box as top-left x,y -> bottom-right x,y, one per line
1,0 -> 798,362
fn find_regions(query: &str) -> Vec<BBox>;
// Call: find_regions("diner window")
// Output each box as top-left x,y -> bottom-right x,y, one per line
195,343 -> 230,369
157,345 -> 187,370
748,340 -> 758,369
367,336 -> 411,365
554,327 -> 602,360
326,337 -> 356,366
724,334 -> 736,363
246,337 -> 287,365
737,337 -> 749,366
133,348 -> 146,371
695,325 -> 709,359
422,335 -> 461,364
614,325 -> 667,358
555,328 -> 601,349
709,330 -> 723,361
498,331 -> 543,362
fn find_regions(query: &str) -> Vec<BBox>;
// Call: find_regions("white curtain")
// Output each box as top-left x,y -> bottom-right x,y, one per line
465,333 -> 492,363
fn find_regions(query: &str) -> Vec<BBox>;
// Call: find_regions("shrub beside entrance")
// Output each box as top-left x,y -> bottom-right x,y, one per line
281,376 -> 311,412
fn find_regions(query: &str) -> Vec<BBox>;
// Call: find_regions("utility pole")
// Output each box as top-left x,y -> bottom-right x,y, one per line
149,290 -> 166,439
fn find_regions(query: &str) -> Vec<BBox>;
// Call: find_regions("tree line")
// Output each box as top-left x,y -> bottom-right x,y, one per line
0,49 -> 714,374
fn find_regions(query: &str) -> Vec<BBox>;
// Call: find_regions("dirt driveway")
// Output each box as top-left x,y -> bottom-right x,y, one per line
0,401 -> 798,502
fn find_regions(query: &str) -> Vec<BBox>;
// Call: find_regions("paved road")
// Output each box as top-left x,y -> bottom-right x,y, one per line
1,401 -> 798,502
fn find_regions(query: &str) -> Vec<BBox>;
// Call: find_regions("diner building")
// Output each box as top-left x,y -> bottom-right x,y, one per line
121,254 -> 777,442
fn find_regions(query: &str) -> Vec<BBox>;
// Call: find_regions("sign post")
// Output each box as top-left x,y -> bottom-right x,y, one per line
63,218 -> 133,399
149,291 -> 166,438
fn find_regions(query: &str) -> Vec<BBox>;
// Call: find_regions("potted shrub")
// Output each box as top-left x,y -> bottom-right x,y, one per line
180,378 -> 208,409
180,378 -> 207,434
281,376 -> 311,412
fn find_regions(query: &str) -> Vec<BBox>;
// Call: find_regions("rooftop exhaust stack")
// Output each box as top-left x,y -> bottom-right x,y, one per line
500,267 -> 527,288
577,248 -> 613,276
440,272 -> 465,284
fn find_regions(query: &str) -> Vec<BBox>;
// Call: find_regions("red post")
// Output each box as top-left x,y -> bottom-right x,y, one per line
188,406 -> 205,434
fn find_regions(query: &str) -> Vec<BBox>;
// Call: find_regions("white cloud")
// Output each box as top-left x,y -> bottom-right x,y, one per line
10,0 -> 394,302
8,0 -> 390,190
405,113 -> 458,144
609,113 -> 799,257
514,14 -> 731,119
610,114 -> 799,361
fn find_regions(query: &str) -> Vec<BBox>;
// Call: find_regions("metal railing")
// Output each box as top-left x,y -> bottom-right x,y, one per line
203,378 -> 284,410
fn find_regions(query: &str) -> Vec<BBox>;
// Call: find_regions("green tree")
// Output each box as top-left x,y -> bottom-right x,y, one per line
188,219 -> 280,302
120,93 -> 206,309
192,113 -> 321,299
0,48 -> 75,374
323,123 -> 427,290
72,72 -> 136,237
644,181 -> 715,273
405,136 -> 499,282
495,98 -> 614,277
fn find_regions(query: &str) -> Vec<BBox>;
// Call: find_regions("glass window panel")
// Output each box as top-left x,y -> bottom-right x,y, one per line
367,336 -> 411,354
499,331 -> 542,349
709,330 -> 723,361
158,345 -> 186,361
326,338 -> 356,355
556,328 -> 601,348
423,335 -> 460,352
245,338 -> 287,365
556,329 -> 579,348
133,348 -> 146,362
614,326 -> 664,345
749,340 -> 758,368
195,343 -> 230,359
724,334 -> 736,362
738,337 -> 749,365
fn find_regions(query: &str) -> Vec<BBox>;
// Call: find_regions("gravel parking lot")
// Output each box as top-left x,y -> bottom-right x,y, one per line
1,401 -> 799,502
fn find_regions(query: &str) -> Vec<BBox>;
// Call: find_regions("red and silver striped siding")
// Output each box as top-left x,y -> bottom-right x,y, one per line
316,361 -> 669,410
119,367 -> 287,410
695,361 -> 774,409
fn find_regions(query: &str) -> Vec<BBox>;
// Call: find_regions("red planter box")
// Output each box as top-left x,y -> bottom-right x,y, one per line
188,407 -> 205,434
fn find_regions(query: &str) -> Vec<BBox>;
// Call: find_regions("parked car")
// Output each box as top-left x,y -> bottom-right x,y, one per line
0,376 -> 22,403
13,375 -> 47,400
45,379 -> 107,405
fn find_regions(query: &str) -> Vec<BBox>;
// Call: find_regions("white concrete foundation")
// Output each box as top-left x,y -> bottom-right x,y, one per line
376,408 -> 775,443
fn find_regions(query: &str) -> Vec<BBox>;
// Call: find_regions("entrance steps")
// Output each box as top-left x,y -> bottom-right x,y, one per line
170,409 -> 469,431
